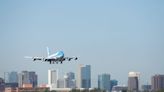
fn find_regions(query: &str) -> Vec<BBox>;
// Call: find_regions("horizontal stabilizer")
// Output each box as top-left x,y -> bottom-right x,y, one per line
24,56 -> 33,58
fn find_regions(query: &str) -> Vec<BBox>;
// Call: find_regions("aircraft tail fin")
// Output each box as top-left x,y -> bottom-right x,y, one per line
46,47 -> 50,56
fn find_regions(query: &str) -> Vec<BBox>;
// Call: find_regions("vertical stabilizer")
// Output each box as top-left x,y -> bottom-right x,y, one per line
46,47 -> 50,56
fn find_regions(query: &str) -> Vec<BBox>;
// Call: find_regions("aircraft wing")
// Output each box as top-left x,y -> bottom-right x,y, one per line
43,57 -> 78,64
44,58 -> 60,64
24,56 -> 44,61
64,57 -> 78,61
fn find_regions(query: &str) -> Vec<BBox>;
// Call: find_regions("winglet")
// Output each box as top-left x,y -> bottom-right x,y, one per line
46,47 -> 50,56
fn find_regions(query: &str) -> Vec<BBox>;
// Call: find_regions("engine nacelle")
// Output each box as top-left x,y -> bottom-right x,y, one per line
75,57 -> 78,60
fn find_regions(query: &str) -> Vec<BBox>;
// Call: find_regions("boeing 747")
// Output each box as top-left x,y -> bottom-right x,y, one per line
25,47 -> 78,64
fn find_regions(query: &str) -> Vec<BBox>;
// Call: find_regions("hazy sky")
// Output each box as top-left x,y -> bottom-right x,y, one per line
0,0 -> 164,87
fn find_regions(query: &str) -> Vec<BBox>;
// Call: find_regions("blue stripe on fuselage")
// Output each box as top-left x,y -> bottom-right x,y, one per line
47,51 -> 64,58
55,51 -> 64,58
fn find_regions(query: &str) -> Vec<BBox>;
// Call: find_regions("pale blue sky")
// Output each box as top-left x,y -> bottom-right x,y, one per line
0,0 -> 164,87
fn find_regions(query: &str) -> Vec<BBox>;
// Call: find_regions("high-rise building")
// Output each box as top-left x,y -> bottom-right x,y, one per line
9,71 -> 18,83
64,72 -> 76,88
4,71 -> 18,88
18,71 -> 30,87
77,64 -> 91,88
98,74 -> 110,92
112,85 -> 128,92
48,69 -> 58,89
141,84 -> 151,92
0,78 -> 5,92
110,79 -> 118,91
22,71 -> 29,84
18,72 -> 23,87
57,78 -> 64,88
18,71 -> 38,88
28,71 -> 38,88
128,72 -> 140,92
4,72 -> 9,83
151,74 -> 164,91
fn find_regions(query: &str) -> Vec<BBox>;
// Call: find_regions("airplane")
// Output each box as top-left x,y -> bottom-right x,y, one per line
25,47 -> 78,64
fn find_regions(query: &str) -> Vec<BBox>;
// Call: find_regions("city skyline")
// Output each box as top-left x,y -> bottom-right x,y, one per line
0,0 -> 164,88
1,65 -> 164,91
1,65 -> 164,89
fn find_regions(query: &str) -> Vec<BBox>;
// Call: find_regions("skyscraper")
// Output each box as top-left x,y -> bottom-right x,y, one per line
64,72 -> 76,88
98,74 -> 110,92
109,80 -> 118,91
128,72 -> 140,92
5,71 -> 19,88
141,85 -> 151,92
48,69 -> 58,89
18,72 -> 23,87
28,71 -> 38,88
77,64 -> 91,88
57,78 -> 64,88
4,72 -> 9,83
0,78 -> 5,92
18,71 -> 38,88
9,71 -> 18,83
151,74 -> 164,91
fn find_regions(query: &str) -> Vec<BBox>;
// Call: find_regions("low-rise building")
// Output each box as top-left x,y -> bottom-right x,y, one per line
5,87 -> 49,92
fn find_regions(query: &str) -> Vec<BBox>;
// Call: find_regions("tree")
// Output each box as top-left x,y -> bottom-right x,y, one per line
89,88 -> 105,92
44,89 -> 49,92
50,90 -> 57,92
157,89 -> 164,92
71,89 -> 80,92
